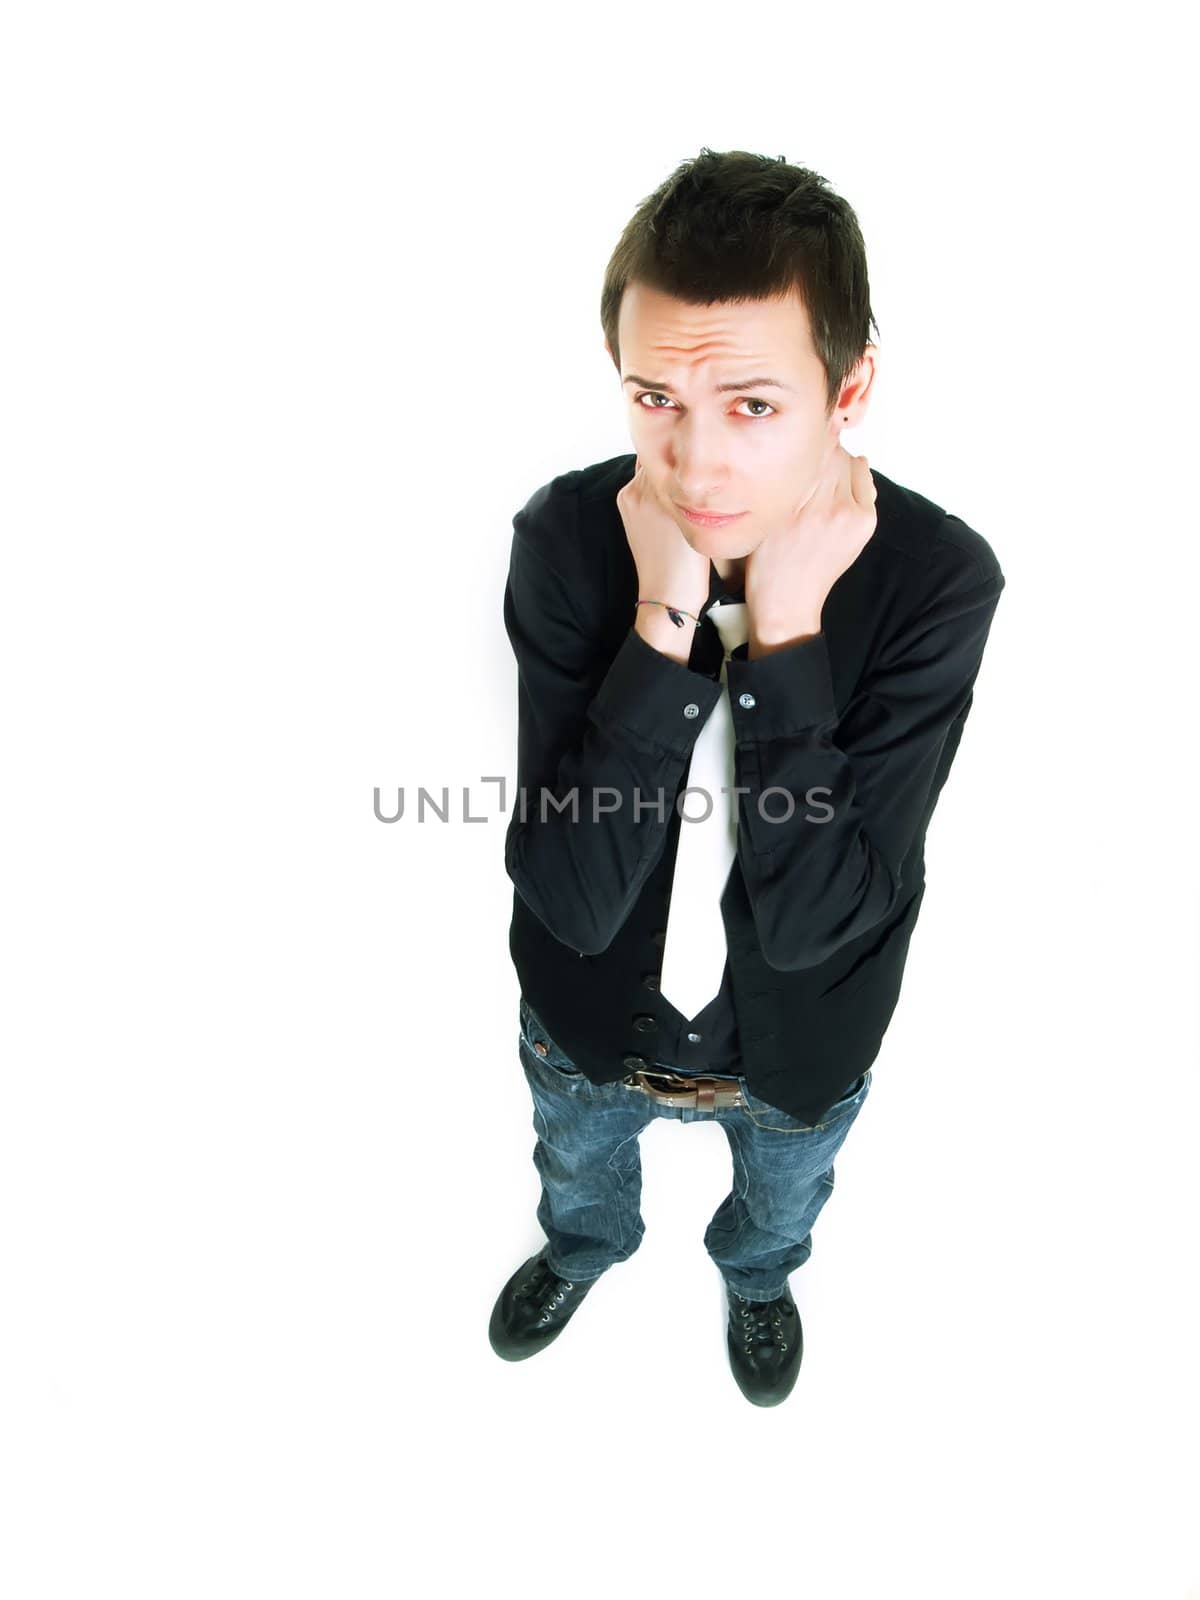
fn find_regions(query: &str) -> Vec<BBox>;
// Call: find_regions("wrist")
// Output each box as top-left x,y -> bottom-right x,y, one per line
634,602 -> 700,665
748,614 -> 823,658
637,587 -> 707,615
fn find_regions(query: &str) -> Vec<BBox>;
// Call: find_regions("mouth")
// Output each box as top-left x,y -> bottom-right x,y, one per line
676,504 -> 748,529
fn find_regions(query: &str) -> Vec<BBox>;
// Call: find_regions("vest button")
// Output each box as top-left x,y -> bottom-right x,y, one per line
623,1054 -> 647,1071
642,973 -> 660,991
738,692 -> 756,709
632,1014 -> 658,1033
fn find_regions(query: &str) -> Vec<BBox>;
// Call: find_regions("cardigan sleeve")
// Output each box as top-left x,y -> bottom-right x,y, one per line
502,482 -> 721,955
723,546 -> 1006,970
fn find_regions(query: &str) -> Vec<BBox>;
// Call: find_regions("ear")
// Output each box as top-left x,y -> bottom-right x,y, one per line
839,346 -> 878,422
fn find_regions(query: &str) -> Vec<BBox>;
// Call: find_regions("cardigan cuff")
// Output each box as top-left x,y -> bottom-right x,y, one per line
589,625 -> 723,757
725,631 -> 838,738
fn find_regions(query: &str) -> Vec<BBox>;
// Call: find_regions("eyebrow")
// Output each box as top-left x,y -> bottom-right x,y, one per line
622,373 -> 796,395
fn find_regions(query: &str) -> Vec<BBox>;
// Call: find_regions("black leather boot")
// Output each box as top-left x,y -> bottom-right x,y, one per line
488,1247 -> 600,1361
725,1284 -> 803,1405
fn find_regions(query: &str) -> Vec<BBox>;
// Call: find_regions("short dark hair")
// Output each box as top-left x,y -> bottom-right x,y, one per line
600,148 -> 878,418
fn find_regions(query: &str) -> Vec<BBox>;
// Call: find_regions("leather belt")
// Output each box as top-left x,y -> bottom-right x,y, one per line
622,1067 -> 745,1111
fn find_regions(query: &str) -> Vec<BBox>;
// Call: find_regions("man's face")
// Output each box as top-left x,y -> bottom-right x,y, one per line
608,280 -> 873,561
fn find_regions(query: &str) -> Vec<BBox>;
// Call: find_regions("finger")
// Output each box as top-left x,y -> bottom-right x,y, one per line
815,438 -> 840,497
827,438 -> 849,497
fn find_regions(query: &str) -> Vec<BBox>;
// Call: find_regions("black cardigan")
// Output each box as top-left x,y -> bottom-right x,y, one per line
502,452 -> 1005,1125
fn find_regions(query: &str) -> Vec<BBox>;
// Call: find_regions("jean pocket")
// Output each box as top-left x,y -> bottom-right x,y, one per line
518,996 -> 584,1079
738,1068 -> 871,1133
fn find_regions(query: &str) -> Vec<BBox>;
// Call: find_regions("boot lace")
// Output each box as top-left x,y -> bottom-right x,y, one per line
733,1291 -> 791,1354
519,1257 -> 576,1324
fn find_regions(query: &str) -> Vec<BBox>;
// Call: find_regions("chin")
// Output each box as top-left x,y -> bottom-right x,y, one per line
686,521 -> 754,548
690,530 -> 760,560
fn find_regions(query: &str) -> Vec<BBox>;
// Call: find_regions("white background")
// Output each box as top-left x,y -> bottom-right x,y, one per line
3,2 -> 1197,1596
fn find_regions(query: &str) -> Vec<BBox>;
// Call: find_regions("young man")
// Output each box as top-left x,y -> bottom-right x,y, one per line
488,149 -> 1005,1405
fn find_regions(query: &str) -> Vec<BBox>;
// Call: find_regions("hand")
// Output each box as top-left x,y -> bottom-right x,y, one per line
616,457 -> 710,618
744,443 -> 878,647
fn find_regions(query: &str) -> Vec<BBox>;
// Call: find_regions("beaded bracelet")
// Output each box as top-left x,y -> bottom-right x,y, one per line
635,599 -> 703,630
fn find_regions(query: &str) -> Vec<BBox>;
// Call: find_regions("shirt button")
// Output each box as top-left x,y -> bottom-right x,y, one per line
738,692 -> 756,709
686,1032 -> 702,1043
684,702 -> 700,718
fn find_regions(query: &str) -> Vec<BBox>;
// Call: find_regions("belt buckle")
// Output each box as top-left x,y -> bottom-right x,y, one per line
624,1067 -> 743,1110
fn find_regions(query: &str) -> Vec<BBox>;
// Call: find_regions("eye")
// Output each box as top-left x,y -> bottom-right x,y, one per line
634,391 -> 775,418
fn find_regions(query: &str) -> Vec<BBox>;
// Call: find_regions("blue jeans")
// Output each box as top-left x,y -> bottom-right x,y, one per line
518,995 -> 872,1303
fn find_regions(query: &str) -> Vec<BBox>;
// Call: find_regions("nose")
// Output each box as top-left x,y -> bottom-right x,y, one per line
676,487 -> 734,512
671,464 -> 732,510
